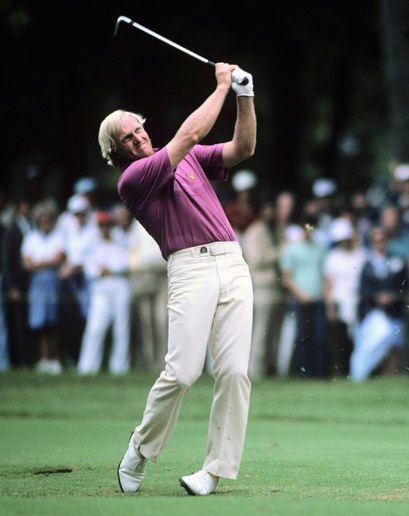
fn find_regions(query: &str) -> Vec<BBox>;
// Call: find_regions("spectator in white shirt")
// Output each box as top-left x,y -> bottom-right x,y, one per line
77,211 -> 132,375
21,201 -> 65,374
323,217 -> 367,375
58,194 -> 98,365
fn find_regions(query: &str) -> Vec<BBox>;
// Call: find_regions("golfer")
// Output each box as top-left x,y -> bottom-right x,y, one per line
98,62 -> 256,496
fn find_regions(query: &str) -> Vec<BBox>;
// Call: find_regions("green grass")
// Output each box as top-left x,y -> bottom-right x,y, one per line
1,371 -> 409,515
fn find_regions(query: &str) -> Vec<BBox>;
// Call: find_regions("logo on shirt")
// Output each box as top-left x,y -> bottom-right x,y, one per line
186,172 -> 196,181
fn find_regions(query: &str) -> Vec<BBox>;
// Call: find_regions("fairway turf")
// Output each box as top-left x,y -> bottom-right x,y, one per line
1,371 -> 409,515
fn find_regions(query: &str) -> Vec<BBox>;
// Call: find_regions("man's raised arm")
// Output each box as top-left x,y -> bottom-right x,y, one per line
166,63 -> 240,170
222,72 -> 256,167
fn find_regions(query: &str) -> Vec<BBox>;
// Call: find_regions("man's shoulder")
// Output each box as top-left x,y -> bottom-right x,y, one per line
120,147 -> 167,173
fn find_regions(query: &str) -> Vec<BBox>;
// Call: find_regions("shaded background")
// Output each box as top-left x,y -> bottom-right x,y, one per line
1,0 -> 408,208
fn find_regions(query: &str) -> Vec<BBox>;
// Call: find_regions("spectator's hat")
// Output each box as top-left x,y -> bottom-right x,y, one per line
394,163 -> 409,182
312,178 -> 337,198
232,169 -> 257,192
329,217 -> 354,243
74,176 -> 97,195
67,194 -> 89,214
96,210 -> 113,225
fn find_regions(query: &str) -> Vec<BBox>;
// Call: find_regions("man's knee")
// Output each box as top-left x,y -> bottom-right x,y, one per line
215,368 -> 249,384
171,369 -> 202,388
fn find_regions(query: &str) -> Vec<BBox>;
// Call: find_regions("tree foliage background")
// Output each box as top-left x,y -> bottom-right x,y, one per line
0,0 -> 406,206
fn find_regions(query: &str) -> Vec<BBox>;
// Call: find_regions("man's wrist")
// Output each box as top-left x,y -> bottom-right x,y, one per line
236,95 -> 255,103
216,84 -> 230,95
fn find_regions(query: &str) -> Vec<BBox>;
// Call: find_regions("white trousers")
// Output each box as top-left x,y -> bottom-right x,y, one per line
77,276 -> 132,374
350,310 -> 405,382
276,309 -> 297,377
132,241 -> 253,480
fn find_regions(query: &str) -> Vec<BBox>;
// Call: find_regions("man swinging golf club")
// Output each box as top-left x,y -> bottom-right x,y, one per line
98,61 -> 256,496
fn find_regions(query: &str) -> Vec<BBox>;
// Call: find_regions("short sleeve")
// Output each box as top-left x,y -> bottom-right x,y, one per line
191,144 -> 229,181
118,148 -> 173,215
323,252 -> 335,278
279,245 -> 294,272
21,233 -> 33,258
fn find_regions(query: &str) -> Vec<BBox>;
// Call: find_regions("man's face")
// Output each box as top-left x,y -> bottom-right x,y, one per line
99,222 -> 112,239
381,207 -> 399,232
371,229 -> 387,255
116,114 -> 154,165
37,213 -> 54,234
74,211 -> 87,227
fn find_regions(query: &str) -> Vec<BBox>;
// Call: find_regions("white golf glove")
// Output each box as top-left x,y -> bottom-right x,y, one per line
231,68 -> 254,97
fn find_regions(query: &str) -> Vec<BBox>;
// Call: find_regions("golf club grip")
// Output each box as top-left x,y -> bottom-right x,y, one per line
232,72 -> 249,86
209,62 -> 249,85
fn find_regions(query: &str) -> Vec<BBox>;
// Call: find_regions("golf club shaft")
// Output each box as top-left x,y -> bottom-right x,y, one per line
115,16 -> 216,67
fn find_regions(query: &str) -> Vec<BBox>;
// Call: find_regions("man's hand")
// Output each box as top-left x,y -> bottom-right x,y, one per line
296,291 -> 312,304
8,288 -> 23,302
100,266 -> 111,277
59,263 -> 74,279
232,68 -> 254,97
376,292 -> 396,306
215,62 -> 236,90
326,302 -> 338,321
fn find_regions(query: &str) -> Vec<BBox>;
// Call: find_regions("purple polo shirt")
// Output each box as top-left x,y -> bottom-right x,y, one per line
117,143 -> 237,259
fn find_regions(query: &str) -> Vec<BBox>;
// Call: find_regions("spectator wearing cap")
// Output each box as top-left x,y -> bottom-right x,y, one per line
350,227 -> 408,381
21,201 -> 65,374
323,217 -> 367,375
58,194 -> 99,365
73,177 -> 98,217
279,216 -> 328,378
77,210 -> 132,375
74,177 -> 98,196
223,169 -> 258,241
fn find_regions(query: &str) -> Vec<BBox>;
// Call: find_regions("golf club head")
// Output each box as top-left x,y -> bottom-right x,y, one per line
114,16 -> 132,36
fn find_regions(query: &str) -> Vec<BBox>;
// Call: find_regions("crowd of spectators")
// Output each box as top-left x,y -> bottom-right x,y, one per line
0,176 -> 167,376
225,163 -> 409,381
0,162 -> 408,382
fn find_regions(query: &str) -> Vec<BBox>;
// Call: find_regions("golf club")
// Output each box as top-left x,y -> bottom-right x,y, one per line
114,16 -> 249,85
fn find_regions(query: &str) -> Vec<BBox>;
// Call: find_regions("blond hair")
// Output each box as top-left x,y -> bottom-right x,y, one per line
98,110 -> 146,166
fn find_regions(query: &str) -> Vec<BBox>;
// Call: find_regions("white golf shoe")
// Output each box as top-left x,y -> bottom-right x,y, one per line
117,435 -> 147,493
179,470 -> 218,496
